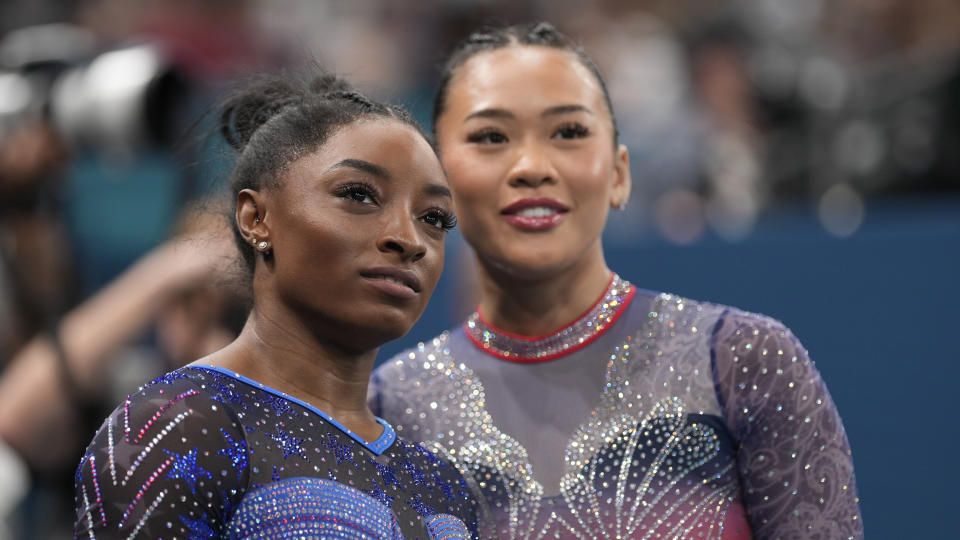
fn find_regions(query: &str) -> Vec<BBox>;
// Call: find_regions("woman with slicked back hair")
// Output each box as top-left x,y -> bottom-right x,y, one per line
371,22 -> 863,539
74,70 -> 477,539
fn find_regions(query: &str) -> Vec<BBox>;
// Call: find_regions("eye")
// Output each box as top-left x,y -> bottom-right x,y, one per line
466,128 -> 508,144
552,122 -> 590,140
421,208 -> 458,231
335,182 -> 379,205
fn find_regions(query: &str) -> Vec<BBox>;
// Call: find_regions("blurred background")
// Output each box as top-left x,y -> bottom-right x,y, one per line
0,0 -> 957,537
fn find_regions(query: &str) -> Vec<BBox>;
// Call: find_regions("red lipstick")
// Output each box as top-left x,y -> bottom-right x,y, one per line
500,198 -> 569,231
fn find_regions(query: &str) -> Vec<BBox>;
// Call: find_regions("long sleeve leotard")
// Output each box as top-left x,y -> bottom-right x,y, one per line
370,276 -> 862,539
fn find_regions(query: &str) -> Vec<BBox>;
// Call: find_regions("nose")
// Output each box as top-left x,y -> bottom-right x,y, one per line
377,211 -> 427,262
508,140 -> 556,188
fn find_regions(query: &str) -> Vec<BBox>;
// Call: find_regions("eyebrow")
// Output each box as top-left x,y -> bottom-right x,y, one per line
464,104 -> 593,121
543,104 -> 593,117
464,108 -> 513,121
326,158 -> 391,179
423,184 -> 452,199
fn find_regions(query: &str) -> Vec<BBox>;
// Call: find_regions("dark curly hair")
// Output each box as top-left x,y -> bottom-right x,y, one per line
433,22 -> 618,144
218,71 -> 430,271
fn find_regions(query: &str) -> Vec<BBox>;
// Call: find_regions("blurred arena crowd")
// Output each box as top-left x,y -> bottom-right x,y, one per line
0,0 -> 958,537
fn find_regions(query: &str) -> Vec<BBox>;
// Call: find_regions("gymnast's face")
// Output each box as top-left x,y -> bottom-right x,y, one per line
435,45 -> 630,280
243,118 -> 454,351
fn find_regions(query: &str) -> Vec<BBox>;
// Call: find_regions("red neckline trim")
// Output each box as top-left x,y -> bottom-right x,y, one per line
474,273 -> 617,342
464,276 -> 636,364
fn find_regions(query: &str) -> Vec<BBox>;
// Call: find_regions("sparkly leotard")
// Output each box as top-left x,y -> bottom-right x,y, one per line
369,274 -> 863,539
74,365 -> 476,539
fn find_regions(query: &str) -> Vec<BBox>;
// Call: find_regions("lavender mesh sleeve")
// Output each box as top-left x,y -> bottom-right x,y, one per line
711,309 -> 864,539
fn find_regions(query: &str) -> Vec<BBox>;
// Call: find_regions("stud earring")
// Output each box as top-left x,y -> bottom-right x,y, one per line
254,216 -> 261,224
257,241 -> 269,251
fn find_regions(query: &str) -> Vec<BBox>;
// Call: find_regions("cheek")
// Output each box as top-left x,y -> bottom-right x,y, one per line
443,150 -> 501,208
559,148 -> 614,205
422,241 -> 446,292
279,212 -> 356,273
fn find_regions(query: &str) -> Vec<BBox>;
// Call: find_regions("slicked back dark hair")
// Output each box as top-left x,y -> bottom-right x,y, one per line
219,71 -> 430,272
433,22 -> 618,144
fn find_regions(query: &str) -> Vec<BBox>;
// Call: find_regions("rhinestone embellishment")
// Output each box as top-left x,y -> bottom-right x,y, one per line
464,274 -> 635,362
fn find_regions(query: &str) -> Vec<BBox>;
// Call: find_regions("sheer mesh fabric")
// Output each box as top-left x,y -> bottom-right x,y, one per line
75,366 -> 476,539
370,285 -> 862,539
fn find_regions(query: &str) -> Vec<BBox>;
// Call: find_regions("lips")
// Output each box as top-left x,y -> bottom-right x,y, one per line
500,198 -> 569,231
360,267 -> 423,299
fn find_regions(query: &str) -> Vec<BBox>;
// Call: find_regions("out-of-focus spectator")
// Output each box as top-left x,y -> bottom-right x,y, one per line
0,1 -> 279,536
0,210 -> 244,538
0,210 -> 239,463
0,118 -> 73,364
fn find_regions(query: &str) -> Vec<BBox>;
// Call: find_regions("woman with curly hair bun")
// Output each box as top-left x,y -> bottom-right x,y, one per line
74,71 -> 476,539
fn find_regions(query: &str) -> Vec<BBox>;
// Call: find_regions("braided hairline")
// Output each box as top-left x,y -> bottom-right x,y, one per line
242,92 -> 384,150
323,90 -> 385,111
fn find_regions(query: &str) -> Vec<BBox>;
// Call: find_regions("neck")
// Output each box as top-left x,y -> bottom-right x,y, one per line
476,242 -> 613,337
200,302 -> 380,440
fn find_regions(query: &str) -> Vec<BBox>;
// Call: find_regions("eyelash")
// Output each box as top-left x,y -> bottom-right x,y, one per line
466,123 -> 591,144
466,128 -> 508,144
422,208 -> 458,231
335,182 -> 380,205
337,182 -> 456,231
553,122 -> 590,139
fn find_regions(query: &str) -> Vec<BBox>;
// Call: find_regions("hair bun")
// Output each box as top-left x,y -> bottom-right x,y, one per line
220,72 -> 362,151
220,78 -> 303,151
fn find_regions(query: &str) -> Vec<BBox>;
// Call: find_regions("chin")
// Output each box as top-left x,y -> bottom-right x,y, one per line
483,250 -> 575,283
329,322 -> 409,355
356,309 -> 419,347
306,304 -> 419,354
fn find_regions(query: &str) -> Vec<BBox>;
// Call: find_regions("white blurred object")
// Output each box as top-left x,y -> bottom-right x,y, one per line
604,15 -> 688,130
0,438 -> 29,540
0,73 -> 31,116
0,24 -> 185,155
819,183 -> 866,237
740,0 -> 823,43
0,23 -> 94,69
653,189 -> 706,244
833,119 -> 885,177
50,44 -> 165,153
705,133 -> 761,241
799,56 -> 849,111
585,12 -> 704,241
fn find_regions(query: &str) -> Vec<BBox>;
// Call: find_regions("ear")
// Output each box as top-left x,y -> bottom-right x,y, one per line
236,189 -> 270,250
609,143 -> 632,210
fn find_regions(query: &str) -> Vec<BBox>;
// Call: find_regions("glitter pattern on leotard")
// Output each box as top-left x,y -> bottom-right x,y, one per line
464,274 -> 635,362
75,366 -> 476,539
371,280 -> 863,539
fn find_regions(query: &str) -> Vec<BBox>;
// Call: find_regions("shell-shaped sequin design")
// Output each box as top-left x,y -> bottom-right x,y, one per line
557,401 -> 735,539
387,294 -> 744,539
